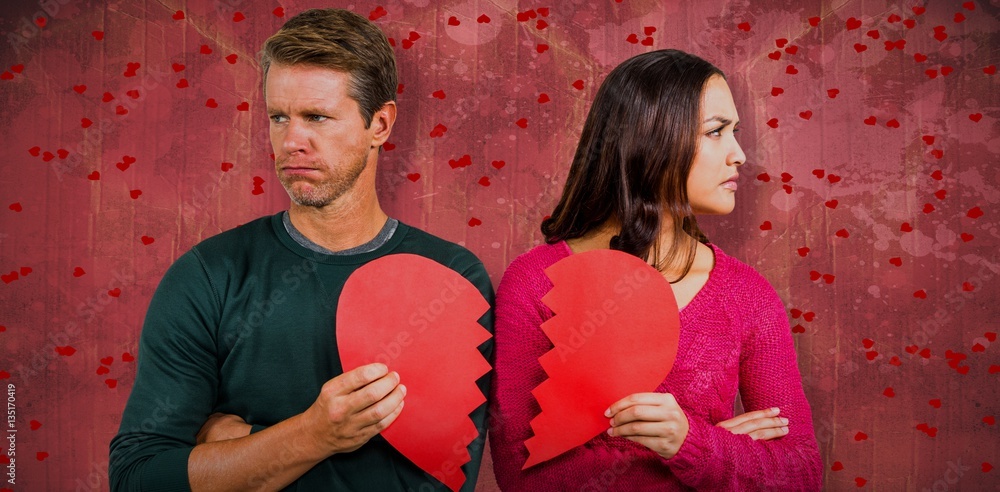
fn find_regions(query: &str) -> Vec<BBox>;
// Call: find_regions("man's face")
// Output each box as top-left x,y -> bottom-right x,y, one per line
266,64 -> 382,209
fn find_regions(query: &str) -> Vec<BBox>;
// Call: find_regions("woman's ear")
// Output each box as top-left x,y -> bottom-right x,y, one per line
370,101 -> 397,149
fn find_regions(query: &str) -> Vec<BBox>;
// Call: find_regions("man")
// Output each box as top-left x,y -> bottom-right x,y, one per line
109,9 -> 494,491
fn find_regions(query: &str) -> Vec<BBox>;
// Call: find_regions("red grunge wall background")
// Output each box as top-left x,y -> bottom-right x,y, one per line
1,0 -> 998,490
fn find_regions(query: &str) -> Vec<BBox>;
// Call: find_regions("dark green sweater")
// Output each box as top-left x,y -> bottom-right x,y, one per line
109,212 -> 495,491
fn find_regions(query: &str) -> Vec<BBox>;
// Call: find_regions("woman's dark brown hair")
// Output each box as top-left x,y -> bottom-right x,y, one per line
541,49 -> 725,282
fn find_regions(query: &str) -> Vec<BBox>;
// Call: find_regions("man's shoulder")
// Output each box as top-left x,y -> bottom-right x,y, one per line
189,214 -> 276,258
395,223 -> 484,273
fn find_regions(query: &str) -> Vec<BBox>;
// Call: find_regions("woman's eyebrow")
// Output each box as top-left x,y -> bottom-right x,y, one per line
703,115 -> 733,126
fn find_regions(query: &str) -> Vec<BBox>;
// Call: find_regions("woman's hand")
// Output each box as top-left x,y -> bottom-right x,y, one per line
196,412 -> 252,444
716,407 -> 789,441
605,392 -> 689,459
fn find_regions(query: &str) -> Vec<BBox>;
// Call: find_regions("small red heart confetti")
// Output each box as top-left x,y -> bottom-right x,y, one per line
914,53 -> 928,62
922,135 -> 935,145
766,118 -> 779,128
468,217 -> 482,227
867,29 -> 880,39
785,45 -> 799,55
737,22 -> 751,31
865,351 -> 878,361
827,88 -> 839,98
172,10 -> 185,20
846,17 -> 862,30
929,399 -> 941,408
984,463 -> 994,473
116,105 -> 128,115
808,17 -> 820,27
643,26 -> 655,35
130,189 -> 142,199
954,12 -> 966,22
889,257 -> 902,267
972,343 -> 985,352
862,338 -> 874,349
854,431 -> 868,441
102,92 -> 114,102
536,44 -> 549,53
832,461 -> 844,471
913,289 -> 927,299
537,20 -> 549,30
37,452 -> 49,461
835,228 -> 850,238
29,420 -> 41,430
0,272 -> 17,284
756,173 -> 770,182
760,221 -> 772,231
369,6 -> 388,21
73,267 -> 86,277
572,80 -> 585,90
786,65 -> 798,74
55,346 -> 76,356
886,119 -> 900,128
889,356 -> 901,366
922,203 -> 934,213
430,123 -> 448,138
28,146 -> 40,156
933,190 -> 946,200
171,63 -> 185,72
900,222 -> 913,232
888,14 -> 902,23
42,151 -> 54,161
771,87 -> 784,96
963,2 -> 976,10
809,271 -> 822,281
19,267 -> 30,276
477,14 -> 491,23
985,332 -> 997,342
828,174 -> 841,183
236,102 -> 250,111
105,379 -> 118,388
108,288 -> 121,297
124,62 -> 140,77
985,416 -> 996,425
934,28 -> 947,42
200,45 -> 213,54
92,31 -> 104,40
926,69 -> 938,79
960,233 -> 974,242
232,12 -> 245,22
176,78 -> 189,89
768,51 -> 781,60
864,116 -> 876,125
537,93 -> 551,103
273,7 -> 284,17
140,235 -> 155,245
799,110 -> 813,120
941,66 -> 954,77
35,17 -> 47,28
640,37 -> 653,47
797,247 -> 810,257
477,176 -> 491,187
122,352 -> 135,362
855,477 -> 867,487
448,155 -> 472,169
0,72 -> 12,80
791,324 -> 805,334
447,16 -> 460,26
967,206 -> 984,218
775,38 -> 788,48
382,142 -> 395,151
822,274 -> 835,284
73,84 -> 87,94
220,162 -> 233,172
9,203 -> 22,212
406,173 -> 420,182
97,366 -> 110,375
969,113 -> 983,122
205,98 -> 218,108
919,348 -> 931,358
491,160 -> 506,169
226,54 -> 238,64
432,90 -> 446,99
515,118 -> 528,128
913,6 -> 926,15
930,149 -> 943,159
990,365 -> 1000,374
985,65 -> 997,75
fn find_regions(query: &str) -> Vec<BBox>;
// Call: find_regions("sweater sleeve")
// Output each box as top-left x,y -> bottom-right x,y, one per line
663,270 -> 823,491
109,249 -> 223,492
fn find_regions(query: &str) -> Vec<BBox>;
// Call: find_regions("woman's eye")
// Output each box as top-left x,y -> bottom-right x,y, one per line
707,127 -> 724,137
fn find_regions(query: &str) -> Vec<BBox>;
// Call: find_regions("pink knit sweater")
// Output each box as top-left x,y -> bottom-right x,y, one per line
489,241 -> 823,491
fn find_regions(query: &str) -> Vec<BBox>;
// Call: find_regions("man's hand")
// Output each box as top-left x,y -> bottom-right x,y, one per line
605,392 -> 689,459
302,362 -> 406,456
716,407 -> 789,441
196,413 -> 252,444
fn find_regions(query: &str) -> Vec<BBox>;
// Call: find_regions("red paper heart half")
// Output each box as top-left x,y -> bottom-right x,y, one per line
523,249 -> 680,469
337,254 -> 491,492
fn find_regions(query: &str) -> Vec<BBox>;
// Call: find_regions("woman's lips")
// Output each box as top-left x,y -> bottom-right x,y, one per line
721,175 -> 738,191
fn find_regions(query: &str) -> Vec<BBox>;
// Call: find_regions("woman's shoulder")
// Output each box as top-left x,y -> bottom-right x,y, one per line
497,240 -> 572,296
706,243 -> 783,307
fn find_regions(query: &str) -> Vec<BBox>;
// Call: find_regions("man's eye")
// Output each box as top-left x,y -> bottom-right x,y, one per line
308,115 -> 328,122
270,115 -> 288,123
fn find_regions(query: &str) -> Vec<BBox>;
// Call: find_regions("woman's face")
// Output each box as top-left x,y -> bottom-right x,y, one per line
687,75 -> 746,215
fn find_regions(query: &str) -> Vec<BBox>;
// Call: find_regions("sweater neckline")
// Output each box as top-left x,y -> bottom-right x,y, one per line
270,212 -> 410,265
553,240 -> 724,316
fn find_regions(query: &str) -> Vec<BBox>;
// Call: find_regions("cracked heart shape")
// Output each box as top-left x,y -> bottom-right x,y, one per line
337,254 -> 491,491
523,249 -> 680,468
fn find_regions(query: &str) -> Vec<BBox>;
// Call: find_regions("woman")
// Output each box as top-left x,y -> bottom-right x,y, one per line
489,49 -> 823,490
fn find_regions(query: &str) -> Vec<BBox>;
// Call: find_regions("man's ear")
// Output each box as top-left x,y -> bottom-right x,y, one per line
370,101 -> 397,149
